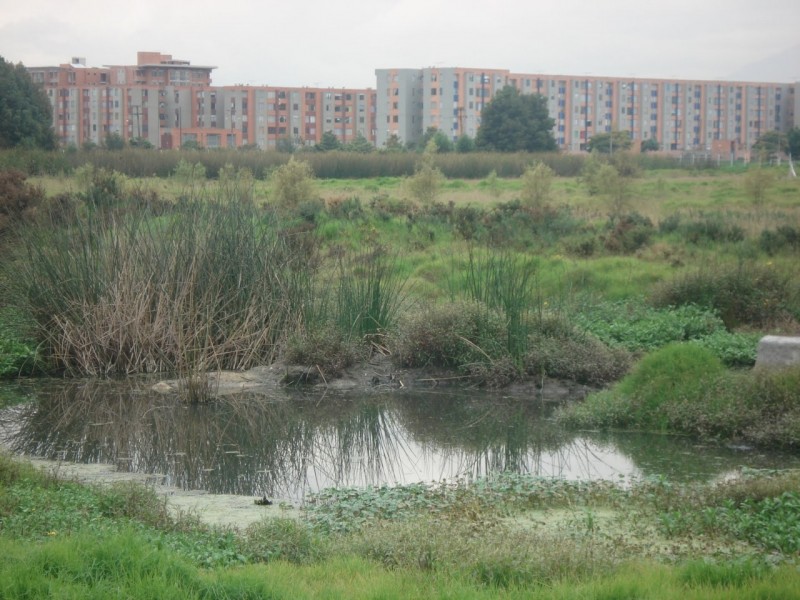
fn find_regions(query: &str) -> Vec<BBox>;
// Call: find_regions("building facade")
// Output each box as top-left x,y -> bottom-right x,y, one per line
28,52 -> 377,150
375,66 -> 797,158
27,51 -> 797,157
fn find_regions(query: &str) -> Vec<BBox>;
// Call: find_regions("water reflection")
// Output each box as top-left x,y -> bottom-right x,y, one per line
1,378 -> 798,502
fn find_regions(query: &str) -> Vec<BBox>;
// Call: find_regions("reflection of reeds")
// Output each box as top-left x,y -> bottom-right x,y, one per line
1,380 -> 681,501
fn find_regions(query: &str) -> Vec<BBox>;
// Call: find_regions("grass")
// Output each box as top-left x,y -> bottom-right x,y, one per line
558,344 -> 800,447
3,451 -> 800,598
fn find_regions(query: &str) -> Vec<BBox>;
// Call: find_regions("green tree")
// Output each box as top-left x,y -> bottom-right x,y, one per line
0,56 -> 56,149
103,132 -> 126,150
641,138 -> 660,152
383,133 -> 404,152
787,127 -> 800,158
128,136 -> 153,149
275,137 -> 296,153
752,130 -> 787,161
419,127 -> 453,153
475,86 -> 556,153
344,133 -> 374,153
455,134 -> 475,153
317,131 -> 341,152
587,130 -> 632,154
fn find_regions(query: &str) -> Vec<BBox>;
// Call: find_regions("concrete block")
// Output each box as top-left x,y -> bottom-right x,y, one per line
755,336 -> 800,368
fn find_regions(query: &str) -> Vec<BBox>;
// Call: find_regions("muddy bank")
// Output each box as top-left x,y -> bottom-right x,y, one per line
0,448 -> 300,529
151,353 -> 595,401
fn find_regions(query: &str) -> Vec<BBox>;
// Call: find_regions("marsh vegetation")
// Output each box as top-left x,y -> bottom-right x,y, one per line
1,148 -> 799,597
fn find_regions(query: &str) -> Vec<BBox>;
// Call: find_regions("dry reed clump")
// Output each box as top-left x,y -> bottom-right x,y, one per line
7,200 -> 317,378
525,333 -> 632,387
391,300 -> 507,370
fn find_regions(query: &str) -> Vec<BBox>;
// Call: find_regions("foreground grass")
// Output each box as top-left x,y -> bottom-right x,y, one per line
2,451 -> 800,598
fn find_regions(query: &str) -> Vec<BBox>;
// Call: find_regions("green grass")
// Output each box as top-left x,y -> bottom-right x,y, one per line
4,450 -> 800,598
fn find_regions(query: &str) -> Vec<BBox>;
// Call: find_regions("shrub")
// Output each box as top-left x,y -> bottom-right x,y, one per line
604,212 -> 654,254
559,344 -> 727,432
284,325 -> 361,378
759,225 -> 800,255
525,332 -> 632,386
406,154 -> 444,204
650,263 -> 797,328
270,157 -> 317,208
0,169 -> 44,236
392,300 -> 507,370
573,301 -> 725,353
519,162 -> 554,210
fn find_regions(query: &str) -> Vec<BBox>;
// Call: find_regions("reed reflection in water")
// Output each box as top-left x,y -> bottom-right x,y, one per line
3,379 -> 795,501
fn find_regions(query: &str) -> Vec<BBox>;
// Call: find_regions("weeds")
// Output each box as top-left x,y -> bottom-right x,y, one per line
4,199 -> 317,379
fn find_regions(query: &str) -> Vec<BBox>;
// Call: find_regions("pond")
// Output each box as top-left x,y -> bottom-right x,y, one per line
1,377 -> 798,503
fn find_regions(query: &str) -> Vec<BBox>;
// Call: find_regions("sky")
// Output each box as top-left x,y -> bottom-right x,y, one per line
1,0 -> 799,89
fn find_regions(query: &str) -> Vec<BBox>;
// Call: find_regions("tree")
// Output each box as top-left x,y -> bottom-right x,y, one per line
587,130 -> 632,154
752,130 -> 788,161
129,136 -> 153,149
475,86 -> 556,153
0,56 -> 56,149
455,134 -> 475,153
641,138 -> 660,152
275,137 -> 296,153
787,127 -> 800,158
344,133 -> 374,153
383,133 -> 404,152
316,131 -> 341,152
419,127 -> 453,153
103,132 -> 125,150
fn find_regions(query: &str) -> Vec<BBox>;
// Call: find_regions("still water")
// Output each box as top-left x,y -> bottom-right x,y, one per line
1,377 -> 798,503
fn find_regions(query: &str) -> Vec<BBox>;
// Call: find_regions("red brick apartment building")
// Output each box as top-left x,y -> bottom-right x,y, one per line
27,52 -> 378,150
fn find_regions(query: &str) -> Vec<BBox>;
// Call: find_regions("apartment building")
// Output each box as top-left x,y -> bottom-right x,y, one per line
375,67 -> 797,157
27,51 -> 796,156
28,52 -> 377,150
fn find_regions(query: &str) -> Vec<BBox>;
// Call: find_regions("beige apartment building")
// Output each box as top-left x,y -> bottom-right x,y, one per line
28,52 -> 377,150
376,67 -> 797,158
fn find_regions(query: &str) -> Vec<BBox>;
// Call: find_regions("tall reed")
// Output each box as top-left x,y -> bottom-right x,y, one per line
6,197 -> 318,378
332,248 -> 410,343
456,247 -> 540,363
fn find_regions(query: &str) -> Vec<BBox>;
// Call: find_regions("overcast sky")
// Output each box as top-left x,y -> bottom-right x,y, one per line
1,0 -> 799,88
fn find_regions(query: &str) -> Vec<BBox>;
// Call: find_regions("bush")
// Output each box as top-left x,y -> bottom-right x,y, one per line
0,169 -> 44,236
650,263 -> 798,328
525,332 -> 632,386
573,301 -> 725,353
284,325 -> 361,378
270,157 -> 317,208
559,344 -> 727,432
392,300 -> 507,370
604,212 -> 654,254
759,225 -> 800,255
